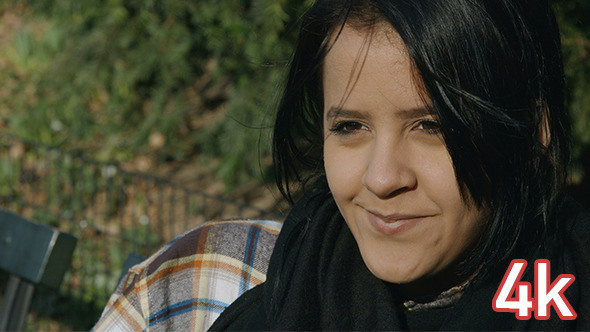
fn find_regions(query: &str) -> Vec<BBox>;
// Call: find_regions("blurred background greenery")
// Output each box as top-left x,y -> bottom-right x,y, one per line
556,0 -> 590,207
0,0 -> 588,330
0,0 -> 588,192
0,0 -> 313,190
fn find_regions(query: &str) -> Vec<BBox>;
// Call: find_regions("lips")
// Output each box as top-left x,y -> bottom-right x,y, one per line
366,209 -> 431,235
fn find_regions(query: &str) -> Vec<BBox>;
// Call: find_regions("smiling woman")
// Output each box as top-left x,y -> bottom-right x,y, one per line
322,24 -> 486,296
209,0 -> 590,330
94,0 -> 590,330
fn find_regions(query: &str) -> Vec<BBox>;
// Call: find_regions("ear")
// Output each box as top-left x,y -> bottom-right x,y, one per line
538,101 -> 551,147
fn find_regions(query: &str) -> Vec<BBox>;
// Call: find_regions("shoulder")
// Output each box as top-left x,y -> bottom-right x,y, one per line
548,197 -> 590,329
146,219 -> 282,276
560,196 -> 590,247
92,219 -> 282,332
209,283 -> 269,331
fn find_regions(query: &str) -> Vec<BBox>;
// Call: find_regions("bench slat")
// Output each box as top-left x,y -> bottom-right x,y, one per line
0,209 -> 77,288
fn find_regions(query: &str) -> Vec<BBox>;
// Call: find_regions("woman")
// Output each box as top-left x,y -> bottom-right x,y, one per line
210,0 -> 590,330
94,0 -> 589,330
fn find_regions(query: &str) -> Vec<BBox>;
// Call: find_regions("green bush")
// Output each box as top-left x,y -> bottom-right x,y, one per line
0,0 -> 588,190
0,0 -> 312,187
554,0 -> 590,182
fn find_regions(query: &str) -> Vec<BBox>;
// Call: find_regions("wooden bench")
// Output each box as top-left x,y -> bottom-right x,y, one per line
0,209 -> 77,331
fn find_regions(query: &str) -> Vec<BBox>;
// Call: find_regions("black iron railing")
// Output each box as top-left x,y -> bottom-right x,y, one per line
0,134 -> 284,330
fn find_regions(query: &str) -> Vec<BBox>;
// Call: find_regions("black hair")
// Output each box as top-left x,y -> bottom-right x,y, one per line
273,0 -> 570,273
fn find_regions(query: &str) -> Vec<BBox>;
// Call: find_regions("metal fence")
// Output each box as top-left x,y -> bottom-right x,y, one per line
0,134 -> 284,330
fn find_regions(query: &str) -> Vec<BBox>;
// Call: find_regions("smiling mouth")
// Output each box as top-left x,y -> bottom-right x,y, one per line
365,209 -> 432,235
367,210 -> 431,222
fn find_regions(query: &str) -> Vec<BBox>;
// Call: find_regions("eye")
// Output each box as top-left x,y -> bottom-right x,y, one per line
415,119 -> 441,134
329,121 -> 368,135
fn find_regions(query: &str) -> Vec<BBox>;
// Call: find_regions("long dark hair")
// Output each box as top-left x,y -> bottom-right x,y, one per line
273,0 -> 571,273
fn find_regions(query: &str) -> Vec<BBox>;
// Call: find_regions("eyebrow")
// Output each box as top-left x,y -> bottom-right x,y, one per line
325,107 -> 366,120
325,106 -> 436,120
395,107 -> 437,119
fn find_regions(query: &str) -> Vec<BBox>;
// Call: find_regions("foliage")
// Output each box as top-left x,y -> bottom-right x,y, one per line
0,0 -> 312,188
554,0 -> 590,183
0,1 -> 588,191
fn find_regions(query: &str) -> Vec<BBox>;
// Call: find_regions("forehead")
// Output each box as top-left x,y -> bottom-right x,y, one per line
325,22 -> 408,66
322,23 -> 425,112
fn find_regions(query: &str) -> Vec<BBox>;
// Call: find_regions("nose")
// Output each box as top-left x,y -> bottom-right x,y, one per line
361,139 -> 417,199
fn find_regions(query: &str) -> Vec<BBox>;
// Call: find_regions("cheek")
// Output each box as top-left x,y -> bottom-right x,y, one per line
415,149 -> 483,237
424,154 -> 485,244
419,151 -> 461,202
323,141 -> 365,202
324,143 -> 346,200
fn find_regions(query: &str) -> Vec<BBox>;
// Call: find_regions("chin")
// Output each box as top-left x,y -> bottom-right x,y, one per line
362,256 -> 428,284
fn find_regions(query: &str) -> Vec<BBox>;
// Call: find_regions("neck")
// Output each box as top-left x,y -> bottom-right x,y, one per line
395,265 -> 478,300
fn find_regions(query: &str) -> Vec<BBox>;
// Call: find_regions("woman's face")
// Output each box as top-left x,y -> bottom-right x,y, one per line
323,24 -> 486,294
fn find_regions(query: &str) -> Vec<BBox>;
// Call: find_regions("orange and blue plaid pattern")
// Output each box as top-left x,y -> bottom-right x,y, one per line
92,219 -> 282,331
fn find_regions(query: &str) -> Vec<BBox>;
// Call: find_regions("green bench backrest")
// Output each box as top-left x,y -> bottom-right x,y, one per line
0,209 -> 77,289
